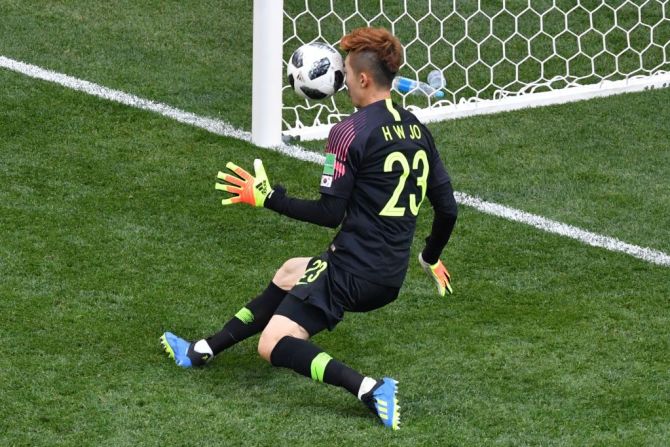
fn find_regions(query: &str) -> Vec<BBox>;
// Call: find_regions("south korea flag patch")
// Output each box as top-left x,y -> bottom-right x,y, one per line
321,153 -> 336,188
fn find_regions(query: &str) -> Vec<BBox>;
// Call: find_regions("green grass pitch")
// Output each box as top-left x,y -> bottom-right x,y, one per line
1,2 -> 669,446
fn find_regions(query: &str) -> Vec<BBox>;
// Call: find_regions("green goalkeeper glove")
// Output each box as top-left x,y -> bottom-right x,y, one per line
215,159 -> 272,207
418,253 -> 453,296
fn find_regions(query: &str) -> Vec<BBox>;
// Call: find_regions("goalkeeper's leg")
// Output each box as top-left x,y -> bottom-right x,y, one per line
161,258 -> 310,367
258,301 -> 399,430
259,314 -> 370,398
204,281 -> 286,353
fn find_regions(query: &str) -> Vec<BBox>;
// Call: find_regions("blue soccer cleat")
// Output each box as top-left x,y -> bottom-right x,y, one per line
361,377 -> 401,430
160,331 -> 210,368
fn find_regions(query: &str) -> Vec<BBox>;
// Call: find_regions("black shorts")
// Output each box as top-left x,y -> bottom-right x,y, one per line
274,253 -> 400,336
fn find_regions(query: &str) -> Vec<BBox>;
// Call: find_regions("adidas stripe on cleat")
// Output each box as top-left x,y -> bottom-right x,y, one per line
362,377 -> 401,430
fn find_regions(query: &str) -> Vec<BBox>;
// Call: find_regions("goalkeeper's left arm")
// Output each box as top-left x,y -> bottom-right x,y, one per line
215,159 -> 346,228
419,181 -> 458,296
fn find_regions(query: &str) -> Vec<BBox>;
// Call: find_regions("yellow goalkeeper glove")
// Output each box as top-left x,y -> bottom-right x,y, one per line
215,159 -> 272,207
418,253 -> 453,296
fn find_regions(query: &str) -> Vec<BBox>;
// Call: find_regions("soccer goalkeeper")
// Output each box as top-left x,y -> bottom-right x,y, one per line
161,27 -> 458,430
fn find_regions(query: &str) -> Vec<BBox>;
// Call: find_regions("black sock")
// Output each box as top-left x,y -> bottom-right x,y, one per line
270,336 -> 364,398
206,282 -> 286,355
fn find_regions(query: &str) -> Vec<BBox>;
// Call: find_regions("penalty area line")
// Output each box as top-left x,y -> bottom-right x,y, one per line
2,55 -> 668,267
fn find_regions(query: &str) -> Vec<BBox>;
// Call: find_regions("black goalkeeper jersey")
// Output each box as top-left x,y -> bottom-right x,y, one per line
319,98 -> 451,287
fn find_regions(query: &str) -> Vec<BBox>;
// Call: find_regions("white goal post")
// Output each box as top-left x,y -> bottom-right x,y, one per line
252,0 -> 670,147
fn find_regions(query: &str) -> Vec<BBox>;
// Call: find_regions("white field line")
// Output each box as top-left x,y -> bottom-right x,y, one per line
0,56 -> 324,165
455,193 -> 670,267
2,55 -> 669,267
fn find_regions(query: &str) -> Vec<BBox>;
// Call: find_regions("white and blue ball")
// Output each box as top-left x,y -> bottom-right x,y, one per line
287,42 -> 344,100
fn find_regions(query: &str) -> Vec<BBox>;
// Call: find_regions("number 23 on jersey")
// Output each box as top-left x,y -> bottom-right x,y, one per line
380,150 -> 429,217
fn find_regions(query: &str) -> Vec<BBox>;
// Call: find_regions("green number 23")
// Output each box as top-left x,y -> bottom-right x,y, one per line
296,259 -> 328,285
380,150 -> 429,217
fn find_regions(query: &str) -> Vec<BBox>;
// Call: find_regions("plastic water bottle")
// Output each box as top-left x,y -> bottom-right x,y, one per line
392,76 -> 444,99
427,69 -> 446,90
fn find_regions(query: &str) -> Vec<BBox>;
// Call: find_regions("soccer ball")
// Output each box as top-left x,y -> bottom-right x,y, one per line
287,42 -> 344,100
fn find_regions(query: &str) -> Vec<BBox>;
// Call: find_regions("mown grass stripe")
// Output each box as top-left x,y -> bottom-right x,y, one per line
2,54 -> 668,268
0,55 -> 323,165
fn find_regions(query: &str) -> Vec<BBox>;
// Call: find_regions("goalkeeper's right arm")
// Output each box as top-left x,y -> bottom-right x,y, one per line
214,158 -> 347,228
264,186 -> 347,229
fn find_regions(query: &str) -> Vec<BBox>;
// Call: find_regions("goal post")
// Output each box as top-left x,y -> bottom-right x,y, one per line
251,0 -> 670,146
251,0 -> 284,148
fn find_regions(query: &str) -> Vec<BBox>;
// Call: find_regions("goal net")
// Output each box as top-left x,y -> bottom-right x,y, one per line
254,1 -> 670,145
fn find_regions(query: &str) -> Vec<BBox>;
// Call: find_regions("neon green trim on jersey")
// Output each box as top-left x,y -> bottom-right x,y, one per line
385,98 -> 401,122
323,153 -> 336,175
310,352 -> 333,382
235,307 -> 254,324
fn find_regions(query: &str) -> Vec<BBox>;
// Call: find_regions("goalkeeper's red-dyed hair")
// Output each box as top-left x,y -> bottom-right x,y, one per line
340,27 -> 403,88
